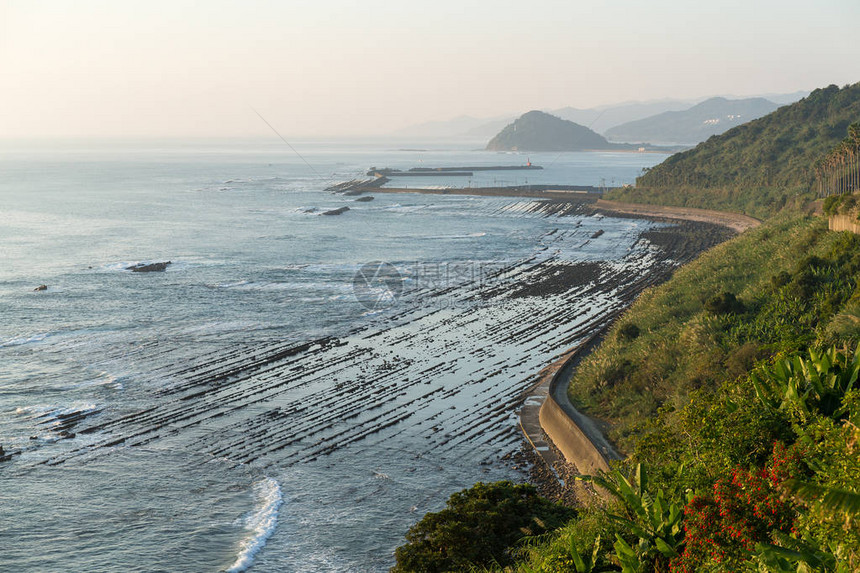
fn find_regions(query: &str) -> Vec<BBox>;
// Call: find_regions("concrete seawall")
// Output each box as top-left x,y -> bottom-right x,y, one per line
539,393 -> 613,475
537,332 -> 622,476
520,201 -> 759,479
519,326 -> 623,480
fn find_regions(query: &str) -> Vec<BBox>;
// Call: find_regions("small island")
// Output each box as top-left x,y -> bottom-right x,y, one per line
486,110 -> 634,152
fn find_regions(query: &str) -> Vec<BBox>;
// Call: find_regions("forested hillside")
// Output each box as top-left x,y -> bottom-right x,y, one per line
394,215 -> 860,573
393,82 -> 860,573
609,83 -> 860,217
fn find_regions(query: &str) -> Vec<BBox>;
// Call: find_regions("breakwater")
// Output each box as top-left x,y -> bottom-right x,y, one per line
368,164 -> 543,177
371,185 -> 601,199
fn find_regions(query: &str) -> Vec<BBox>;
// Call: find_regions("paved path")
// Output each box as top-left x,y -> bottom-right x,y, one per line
519,200 -> 760,478
595,199 -> 761,233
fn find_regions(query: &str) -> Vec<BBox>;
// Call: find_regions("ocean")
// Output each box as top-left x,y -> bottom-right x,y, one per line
0,139 -> 668,572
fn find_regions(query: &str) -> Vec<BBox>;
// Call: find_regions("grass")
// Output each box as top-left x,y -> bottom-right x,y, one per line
566,213 -> 858,452
604,184 -> 814,220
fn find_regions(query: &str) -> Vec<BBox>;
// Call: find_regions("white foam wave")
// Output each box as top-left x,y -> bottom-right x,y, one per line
226,477 -> 283,573
422,231 -> 487,240
384,204 -> 428,214
213,281 -> 353,294
62,371 -> 124,391
0,332 -> 51,348
15,403 -> 101,426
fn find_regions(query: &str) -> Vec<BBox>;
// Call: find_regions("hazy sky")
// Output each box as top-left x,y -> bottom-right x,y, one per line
1,0 -> 858,138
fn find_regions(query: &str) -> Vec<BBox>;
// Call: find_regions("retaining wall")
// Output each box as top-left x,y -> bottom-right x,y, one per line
829,214 -> 860,234
538,395 -> 611,475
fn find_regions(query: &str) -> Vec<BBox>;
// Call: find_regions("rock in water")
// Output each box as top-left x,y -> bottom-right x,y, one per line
127,261 -> 172,272
321,206 -> 350,216
34,284 -> 48,291
354,196 -> 374,202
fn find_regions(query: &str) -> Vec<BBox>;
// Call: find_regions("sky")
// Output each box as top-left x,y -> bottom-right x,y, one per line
0,0 -> 858,139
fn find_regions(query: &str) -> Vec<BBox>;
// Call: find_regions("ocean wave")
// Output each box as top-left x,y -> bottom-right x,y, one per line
62,371 -> 125,391
15,402 -> 102,438
421,231 -> 487,240
226,477 -> 283,573
15,402 -> 101,419
383,204 -> 429,214
211,280 -> 353,294
0,332 -> 52,348
0,327 -> 122,351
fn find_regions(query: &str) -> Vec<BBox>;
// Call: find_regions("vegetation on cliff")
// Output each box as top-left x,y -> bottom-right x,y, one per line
472,221 -> 860,573
394,82 -> 860,573
391,481 -> 575,573
607,82 -> 860,217
486,111 -> 618,152
568,216 -> 859,451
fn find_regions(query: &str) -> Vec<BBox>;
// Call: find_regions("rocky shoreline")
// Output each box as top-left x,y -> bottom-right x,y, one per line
17,197 -> 746,558
516,202 -> 758,501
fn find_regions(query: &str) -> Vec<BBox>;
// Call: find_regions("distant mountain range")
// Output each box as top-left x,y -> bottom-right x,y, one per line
604,97 -> 781,144
485,111 -> 622,152
392,91 -> 809,143
550,100 -> 695,134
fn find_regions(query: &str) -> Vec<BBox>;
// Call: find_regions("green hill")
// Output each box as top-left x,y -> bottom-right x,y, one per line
395,82 -> 860,573
396,214 -> 860,573
486,110 -> 618,152
604,96 -> 779,145
609,82 -> 860,217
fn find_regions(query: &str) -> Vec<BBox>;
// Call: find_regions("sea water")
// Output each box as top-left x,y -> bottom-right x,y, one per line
0,139 -> 667,572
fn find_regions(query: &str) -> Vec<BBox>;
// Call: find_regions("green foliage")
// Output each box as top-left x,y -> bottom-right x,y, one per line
567,216 -> 860,452
751,346 -> 860,422
755,534 -> 854,573
787,394 -> 860,568
607,82 -> 860,217
704,291 -> 745,315
476,352 -> 858,573
817,122 -> 860,197
823,194 -> 844,216
577,465 -> 688,572
391,481 -> 575,573
497,219 -> 860,573
607,183 -> 808,220
617,323 -> 641,342
772,270 -> 793,288
504,508 -> 625,573
821,191 -> 858,218
786,480 -> 860,517
520,535 -> 604,573
675,383 -> 793,485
